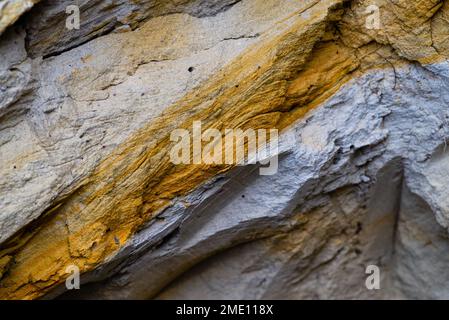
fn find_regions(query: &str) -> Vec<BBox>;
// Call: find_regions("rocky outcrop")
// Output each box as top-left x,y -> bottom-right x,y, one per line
1,0 -> 449,299
0,0 -> 40,35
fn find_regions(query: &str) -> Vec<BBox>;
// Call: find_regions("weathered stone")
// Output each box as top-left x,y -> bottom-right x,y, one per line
1,0 -> 449,300
0,0 -> 40,36
24,0 -> 244,58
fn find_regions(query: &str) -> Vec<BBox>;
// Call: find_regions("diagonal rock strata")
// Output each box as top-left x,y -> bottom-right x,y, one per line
1,0 -> 449,299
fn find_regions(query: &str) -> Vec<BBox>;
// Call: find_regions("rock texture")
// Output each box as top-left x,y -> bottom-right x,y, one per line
0,0 -> 39,35
1,0 -> 449,300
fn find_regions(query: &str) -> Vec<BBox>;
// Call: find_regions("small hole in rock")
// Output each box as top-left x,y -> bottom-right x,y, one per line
188,67 -> 194,72
355,222 -> 363,234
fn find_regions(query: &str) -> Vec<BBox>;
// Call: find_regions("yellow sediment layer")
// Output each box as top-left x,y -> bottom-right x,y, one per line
0,0 -> 448,299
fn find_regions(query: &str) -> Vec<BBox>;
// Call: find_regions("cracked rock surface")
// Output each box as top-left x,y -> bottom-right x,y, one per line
1,0 -> 449,299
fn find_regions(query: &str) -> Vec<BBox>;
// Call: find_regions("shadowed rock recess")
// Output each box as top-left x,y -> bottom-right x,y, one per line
1,0 -> 449,300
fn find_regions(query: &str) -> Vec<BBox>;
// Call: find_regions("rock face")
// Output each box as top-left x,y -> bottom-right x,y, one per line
0,0 -> 39,35
1,0 -> 449,300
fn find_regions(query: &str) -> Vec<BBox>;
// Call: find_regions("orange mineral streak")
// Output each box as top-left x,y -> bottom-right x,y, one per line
0,0 -> 442,299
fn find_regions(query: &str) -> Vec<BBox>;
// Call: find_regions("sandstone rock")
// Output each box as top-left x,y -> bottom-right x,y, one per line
0,0 -> 40,35
1,0 -> 449,300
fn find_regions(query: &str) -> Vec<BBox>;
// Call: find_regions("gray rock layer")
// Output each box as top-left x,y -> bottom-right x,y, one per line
59,63 -> 449,299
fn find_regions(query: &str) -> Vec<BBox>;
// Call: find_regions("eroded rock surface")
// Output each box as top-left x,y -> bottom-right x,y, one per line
0,0 -> 39,35
1,0 -> 449,299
